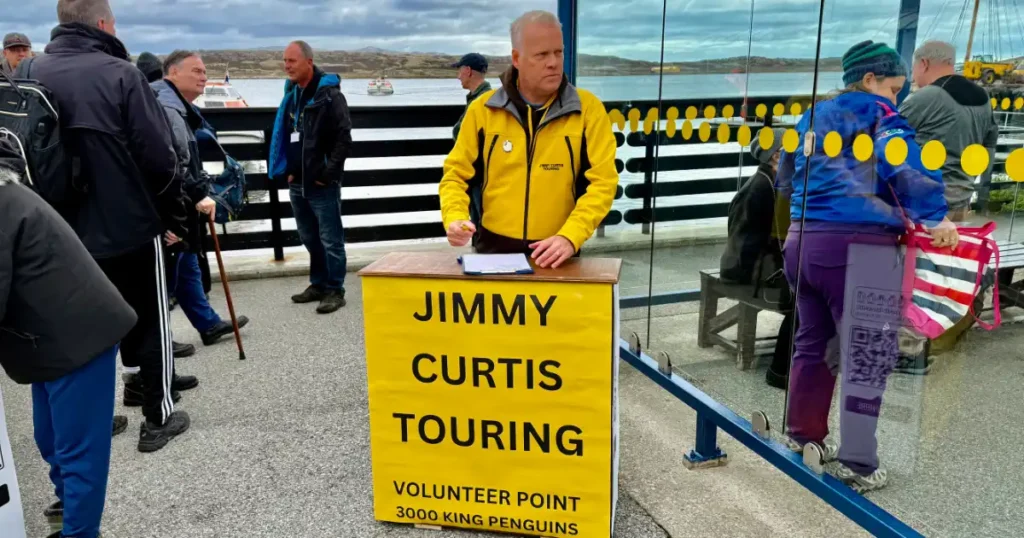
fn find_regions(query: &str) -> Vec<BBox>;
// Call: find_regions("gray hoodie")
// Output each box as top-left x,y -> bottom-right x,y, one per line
900,74 -> 998,209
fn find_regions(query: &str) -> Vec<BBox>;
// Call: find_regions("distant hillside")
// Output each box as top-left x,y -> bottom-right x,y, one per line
164,49 -> 842,79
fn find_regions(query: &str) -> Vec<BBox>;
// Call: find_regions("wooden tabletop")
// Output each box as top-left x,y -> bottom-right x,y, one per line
358,251 -> 622,284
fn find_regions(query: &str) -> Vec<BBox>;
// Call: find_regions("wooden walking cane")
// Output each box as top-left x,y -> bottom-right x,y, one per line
207,212 -> 246,360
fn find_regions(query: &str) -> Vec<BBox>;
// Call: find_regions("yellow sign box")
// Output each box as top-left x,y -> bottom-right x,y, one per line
361,253 -> 620,537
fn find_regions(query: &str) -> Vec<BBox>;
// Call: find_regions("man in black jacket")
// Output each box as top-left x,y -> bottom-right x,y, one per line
0,137 -> 134,538
17,0 -> 192,452
269,41 -> 352,314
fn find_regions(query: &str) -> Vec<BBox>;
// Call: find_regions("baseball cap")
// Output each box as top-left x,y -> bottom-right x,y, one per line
451,53 -> 488,73
3,33 -> 31,50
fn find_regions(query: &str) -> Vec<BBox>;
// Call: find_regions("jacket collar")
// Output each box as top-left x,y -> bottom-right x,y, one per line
486,67 -> 580,127
152,79 -> 203,130
44,23 -> 130,61
467,80 -> 492,102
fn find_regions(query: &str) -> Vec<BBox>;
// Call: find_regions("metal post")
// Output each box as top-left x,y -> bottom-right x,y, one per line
558,0 -> 577,84
895,0 -> 921,105
683,414 -> 728,469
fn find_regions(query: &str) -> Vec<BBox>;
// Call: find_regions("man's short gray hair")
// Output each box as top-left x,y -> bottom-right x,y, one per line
914,40 -> 956,65
510,10 -> 561,49
56,0 -> 113,26
163,50 -> 200,75
290,40 -> 314,60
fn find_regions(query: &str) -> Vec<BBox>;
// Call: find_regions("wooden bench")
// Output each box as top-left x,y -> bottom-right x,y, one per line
697,270 -> 793,370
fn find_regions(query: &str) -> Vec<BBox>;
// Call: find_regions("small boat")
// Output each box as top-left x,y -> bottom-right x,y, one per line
196,73 -> 249,108
367,76 -> 394,96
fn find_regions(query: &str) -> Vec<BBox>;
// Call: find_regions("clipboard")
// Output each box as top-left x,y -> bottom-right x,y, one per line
457,253 -> 535,275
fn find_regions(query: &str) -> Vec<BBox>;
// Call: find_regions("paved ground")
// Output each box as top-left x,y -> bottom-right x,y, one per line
3,274 -> 864,538
5,224 -> 1023,537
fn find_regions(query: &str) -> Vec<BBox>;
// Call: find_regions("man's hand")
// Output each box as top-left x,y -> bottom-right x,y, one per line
928,218 -> 960,249
196,196 -> 217,215
530,235 -> 575,269
287,174 -> 295,184
164,231 -> 181,246
446,220 -> 476,247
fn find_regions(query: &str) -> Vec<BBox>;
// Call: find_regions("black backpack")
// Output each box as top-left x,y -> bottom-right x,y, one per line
0,62 -> 78,209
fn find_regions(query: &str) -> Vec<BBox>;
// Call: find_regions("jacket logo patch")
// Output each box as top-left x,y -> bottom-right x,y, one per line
541,164 -> 564,171
877,128 -> 904,140
503,140 -> 513,153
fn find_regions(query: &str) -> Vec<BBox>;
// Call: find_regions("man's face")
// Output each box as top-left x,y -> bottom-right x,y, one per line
912,58 -> 928,88
2,46 -> 30,69
283,44 -> 313,84
457,66 -> 472,89
511,22 -> 564,99
168,56 -> 208,102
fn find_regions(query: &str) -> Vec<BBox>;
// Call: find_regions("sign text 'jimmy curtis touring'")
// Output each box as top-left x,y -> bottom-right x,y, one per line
363,277 -> 616,537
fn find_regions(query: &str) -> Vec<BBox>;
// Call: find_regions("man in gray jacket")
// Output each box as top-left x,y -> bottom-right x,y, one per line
901,40 -> 998,221
0,136 -> 136,538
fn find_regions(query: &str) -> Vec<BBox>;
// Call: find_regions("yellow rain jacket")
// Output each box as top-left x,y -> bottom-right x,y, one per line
439,68 -> 619,253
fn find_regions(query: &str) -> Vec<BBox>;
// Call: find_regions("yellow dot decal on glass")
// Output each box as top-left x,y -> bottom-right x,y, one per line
722,105 -> 735,119
682,120 -> 694,140
685,106 -> 698,120
773,103 -> 785,116
699,122 -> 711,142
758,128 -> 775,152
823,131 -> 842,158
666,118 -> 677,138
737,125 -> 752,146
608,109 -> 626,131
1016,97 -> 1024,110
920,140 -> 946,171
704,105 -> 716,119
717,123 -> 731,144
782,129 -> 799,152
790,103 -> 803,116
961,144 -> 990,176
627,108 -> 641,132
1006,148 -> 1024,181
755,103 -> 768,118
1002,98 -> 1012,110
885,138 -> 908,166
643,108 -> 658,135
853,134 -> 874,162
666,107 -> 679,120
991,98 -> 998,109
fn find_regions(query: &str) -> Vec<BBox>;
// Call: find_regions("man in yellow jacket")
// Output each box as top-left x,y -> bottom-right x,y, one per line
439,10 -> 619,268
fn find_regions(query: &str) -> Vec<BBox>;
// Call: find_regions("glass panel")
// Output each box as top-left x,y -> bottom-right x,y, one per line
784,0 -> 1022,534
577,0 -> 669,345
641,0 -> 824,429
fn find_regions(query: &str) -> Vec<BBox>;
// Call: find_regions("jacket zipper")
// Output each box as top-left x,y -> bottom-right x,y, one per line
565,136 -> 576,199
484,134 -> 499,196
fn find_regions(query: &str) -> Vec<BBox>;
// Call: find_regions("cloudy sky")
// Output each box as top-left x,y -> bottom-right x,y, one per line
7,0 -> 1024,61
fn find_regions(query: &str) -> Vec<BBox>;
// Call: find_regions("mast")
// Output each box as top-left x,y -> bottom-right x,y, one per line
965,0 -> 981,62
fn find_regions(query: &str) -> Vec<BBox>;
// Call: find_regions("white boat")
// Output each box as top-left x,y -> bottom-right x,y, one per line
367,76 -> 394,96
196,74 -> 249,108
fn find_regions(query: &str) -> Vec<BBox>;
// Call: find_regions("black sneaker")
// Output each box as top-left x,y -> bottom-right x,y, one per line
173,341 -> 195,358
200,316 -> 250,346
894,353 -> 934,375
765,368 -> 788,390
291,285 -> 327,304
112,415 -> 128,437
44,500 -> 62,532
172,374 -> 199,391
123,375 -> 182,407
316,290 -> 346,314
138,411 -> 191,453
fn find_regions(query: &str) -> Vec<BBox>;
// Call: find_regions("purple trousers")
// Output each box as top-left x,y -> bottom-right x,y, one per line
783,230 -> 903,474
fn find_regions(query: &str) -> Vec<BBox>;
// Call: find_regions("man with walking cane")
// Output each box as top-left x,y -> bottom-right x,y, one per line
149,50 -> 250,368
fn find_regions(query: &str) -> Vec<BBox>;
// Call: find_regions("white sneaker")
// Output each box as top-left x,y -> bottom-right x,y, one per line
835,464 -> 889,493
784,436 -> 839,463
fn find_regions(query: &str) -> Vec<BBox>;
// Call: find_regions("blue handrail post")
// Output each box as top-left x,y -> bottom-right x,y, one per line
683,414 -> 728,469
558,0 -> 578,84
895,0 -> 921,105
